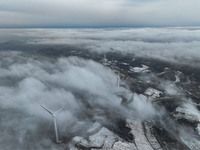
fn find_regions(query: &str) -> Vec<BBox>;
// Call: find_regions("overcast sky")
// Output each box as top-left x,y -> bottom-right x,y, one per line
0,0 -> 200,27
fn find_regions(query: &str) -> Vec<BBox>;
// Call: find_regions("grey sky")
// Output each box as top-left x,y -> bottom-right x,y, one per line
0,0 -> 200,27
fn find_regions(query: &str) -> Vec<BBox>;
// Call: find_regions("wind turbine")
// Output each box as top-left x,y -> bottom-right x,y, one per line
104,52 -> 107,59
41,105 -> 66,143
117,74 -> 120,89
103,52 -> 107,63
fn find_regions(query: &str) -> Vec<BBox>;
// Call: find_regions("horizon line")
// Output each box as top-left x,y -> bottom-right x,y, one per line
0,25 -> 200,29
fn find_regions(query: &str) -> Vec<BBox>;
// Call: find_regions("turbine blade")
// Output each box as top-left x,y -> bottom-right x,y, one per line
40,105 -> 53,115
48,117 -> 53,130
54,105 -> 66,115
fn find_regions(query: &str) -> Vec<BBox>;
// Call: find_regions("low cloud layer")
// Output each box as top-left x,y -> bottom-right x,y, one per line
1,27 -> 200,66
0,51 -> 199,149
0,51 -> 162,149
0,28 -> 200,149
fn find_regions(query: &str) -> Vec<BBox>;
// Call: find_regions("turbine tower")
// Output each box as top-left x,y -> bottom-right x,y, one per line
41,105 -> 65,143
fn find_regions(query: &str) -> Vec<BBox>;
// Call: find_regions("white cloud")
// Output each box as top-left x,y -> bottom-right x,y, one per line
0,27 -> 200,148
2,27 -> 199,66
0,51 -> 167,149
0,0 -> 200,27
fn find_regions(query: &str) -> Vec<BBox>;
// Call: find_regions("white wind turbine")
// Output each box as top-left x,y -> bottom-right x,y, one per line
104,52 -> 107,62
117,74 -> 120,89
41,105 -> 66,143
104,52 -> 107,59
